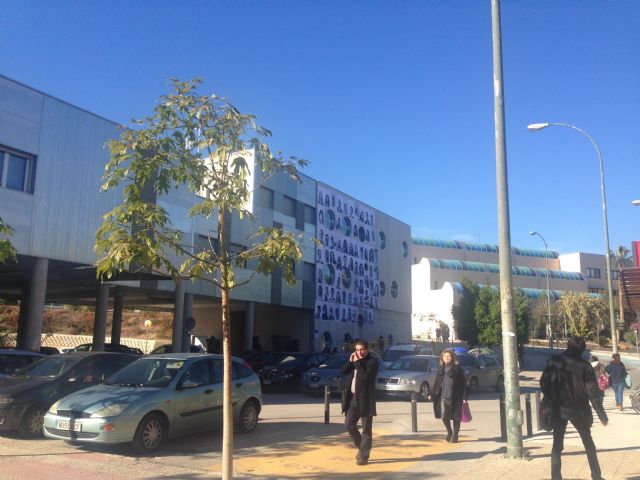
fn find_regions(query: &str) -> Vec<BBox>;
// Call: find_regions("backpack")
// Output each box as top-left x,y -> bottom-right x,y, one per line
598,373 -> 610,391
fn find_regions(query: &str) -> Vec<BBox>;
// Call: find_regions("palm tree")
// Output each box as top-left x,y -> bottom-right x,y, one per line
611,245 -> 634,270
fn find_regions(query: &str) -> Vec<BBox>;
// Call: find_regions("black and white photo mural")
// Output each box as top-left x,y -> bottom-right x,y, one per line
315,184 -> 379,328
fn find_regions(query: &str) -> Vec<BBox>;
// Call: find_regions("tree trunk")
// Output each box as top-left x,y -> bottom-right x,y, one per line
219,207 -> 233,479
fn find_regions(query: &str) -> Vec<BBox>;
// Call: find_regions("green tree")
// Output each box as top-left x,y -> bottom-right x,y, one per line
557,292 -> 596,338
513,290 -> 531,344
452,277 -> 480,346
531,293 -> 560,339
475,285 -> 502,346
611,245 -> 634,269
0,217 -> 17,263
95,78 -> 307,479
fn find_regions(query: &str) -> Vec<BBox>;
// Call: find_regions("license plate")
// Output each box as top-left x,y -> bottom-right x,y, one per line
262,379 -> 271,384
57,420 -> 82,431
310,383 -> 319,389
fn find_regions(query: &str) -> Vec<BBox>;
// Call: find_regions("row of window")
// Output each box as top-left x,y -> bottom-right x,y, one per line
452,282 -> 601,301
413,237 -> 560,259
429,258 -> 584,280
0,146 -> 37,194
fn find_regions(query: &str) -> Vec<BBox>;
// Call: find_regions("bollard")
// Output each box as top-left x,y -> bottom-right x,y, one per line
535,391 -> 541,431
525,393 -> 532,437
324,385 -> 330,424
499,392 -> 506,441
411,392 -> 418,432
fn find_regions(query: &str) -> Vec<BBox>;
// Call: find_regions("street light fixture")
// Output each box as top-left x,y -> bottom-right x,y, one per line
527,122 -> 618,353
529,231 -> 556,344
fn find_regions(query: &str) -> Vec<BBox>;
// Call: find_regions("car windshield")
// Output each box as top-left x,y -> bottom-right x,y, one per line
382,349 -> 414,363
320,355 -> 349,369
277,354 -> 305,367
104,358 -> 186,388
0,354 -> 38,374
457,356 -> 476,368
390,357 -> 429,372
12,356 -> 80,379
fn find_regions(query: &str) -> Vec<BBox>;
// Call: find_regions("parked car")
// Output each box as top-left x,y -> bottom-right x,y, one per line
149,344 -> 206,355
43,353 -> 262,453
39,346 -> 60,355
261,352 -> 328,389
0,352 -> 138,437
458,353 -> 503,393
376,355 -> 439,400
242,351 -> 287,378
70,343 -> 144,356
0,349 -> 46,379
301,353 -> 350,393
381,344 -> 434,368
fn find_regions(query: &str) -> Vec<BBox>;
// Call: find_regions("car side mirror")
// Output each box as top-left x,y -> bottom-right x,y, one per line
179,379 -> 199,389
67,376 -> 78,383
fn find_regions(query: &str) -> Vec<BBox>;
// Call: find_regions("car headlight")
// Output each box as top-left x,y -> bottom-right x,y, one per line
48,400 -> 60,414
398,378 -> 416,385
329,376 -> 339,382
90,404 -> 128,418
282,373 -> 293,379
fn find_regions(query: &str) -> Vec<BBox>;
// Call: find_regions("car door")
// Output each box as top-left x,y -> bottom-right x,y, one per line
173,359 -> 216,433
232,360 -> 257,416
475,356 -> 488,388
483,356 -> 500,386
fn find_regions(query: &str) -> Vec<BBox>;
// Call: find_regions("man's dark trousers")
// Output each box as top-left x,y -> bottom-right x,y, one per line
552,418 -> 601,480
345,397 -> 373,460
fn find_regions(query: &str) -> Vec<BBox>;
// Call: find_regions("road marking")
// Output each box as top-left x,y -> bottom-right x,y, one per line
210,428 -> 473,477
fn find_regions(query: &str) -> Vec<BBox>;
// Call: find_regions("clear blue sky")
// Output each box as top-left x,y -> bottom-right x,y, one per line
2,1 -> 639,256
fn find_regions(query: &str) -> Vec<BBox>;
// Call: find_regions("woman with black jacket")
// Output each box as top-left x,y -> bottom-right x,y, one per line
428,349 -> 467,442
605,353 -> 628,410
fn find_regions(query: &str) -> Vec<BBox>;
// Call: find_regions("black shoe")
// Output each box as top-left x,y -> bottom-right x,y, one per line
446,431 -> 452,442
451,434 -> 458,443
356,457 -> 368,466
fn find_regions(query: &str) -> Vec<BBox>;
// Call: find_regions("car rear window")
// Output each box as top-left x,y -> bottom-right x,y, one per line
105,358 -> 186,388
390,357 -> 430,372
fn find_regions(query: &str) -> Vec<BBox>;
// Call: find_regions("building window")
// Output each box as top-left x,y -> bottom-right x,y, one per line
379,231 -> 386,249
391,281 -> 398,298
304,205 -> 316,224
402,241 -> 408,258
606,270 -> 619,280
588,288 -> 600,294
195,234 -> 219,255
281,195 -> 296,217
256,186 -> 274,209
379,281 -> 386,297
586,268 -> 601,279
0,146 -> 37,193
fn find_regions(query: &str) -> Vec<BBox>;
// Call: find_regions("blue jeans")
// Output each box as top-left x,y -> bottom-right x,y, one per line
613,382 -> 625,406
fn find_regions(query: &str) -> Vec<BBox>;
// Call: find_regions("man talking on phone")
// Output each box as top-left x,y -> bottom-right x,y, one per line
341,339 -> 379,465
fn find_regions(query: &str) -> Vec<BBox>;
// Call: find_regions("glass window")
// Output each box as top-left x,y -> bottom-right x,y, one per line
6,154 -> 26,190
304,205 -> 315,224
0,147 -> 37,194
257,186 -> 274,209
281,195 -> 296,217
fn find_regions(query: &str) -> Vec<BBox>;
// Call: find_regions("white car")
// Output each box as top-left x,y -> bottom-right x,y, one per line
376,355 -> 439,400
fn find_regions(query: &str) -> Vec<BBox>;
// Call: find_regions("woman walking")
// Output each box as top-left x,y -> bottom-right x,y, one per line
428,349 -> 467,442
605,353 -> 628,410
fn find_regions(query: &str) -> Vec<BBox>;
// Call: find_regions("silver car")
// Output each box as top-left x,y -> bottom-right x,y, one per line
458,354 -> 504,393
43,353 -> 261,453
375,355 -> 438,400
301,353 -> 350,393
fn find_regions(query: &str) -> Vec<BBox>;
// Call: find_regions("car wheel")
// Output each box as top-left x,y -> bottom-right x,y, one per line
419,382 -> 430,401
19,407 -> 45,438
469,377 -> 479,394
237,400 -> 259,433
132,414 -> 165,453
495,375 -> 504,392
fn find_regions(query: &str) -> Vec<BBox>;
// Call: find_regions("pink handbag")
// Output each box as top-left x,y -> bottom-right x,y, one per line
461,400 -> 472,423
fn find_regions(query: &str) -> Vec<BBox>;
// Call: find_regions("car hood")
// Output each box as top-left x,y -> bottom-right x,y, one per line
307,368 -> 341,378
56,384 -> 162,413
380,370 -> 429,380
0,376 -> 50,396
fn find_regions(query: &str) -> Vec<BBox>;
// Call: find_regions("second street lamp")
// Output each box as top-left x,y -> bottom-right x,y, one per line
529,231 -> 554,345
527,122 -> 618,353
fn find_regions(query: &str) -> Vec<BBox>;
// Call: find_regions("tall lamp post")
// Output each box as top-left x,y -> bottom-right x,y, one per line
527,122 -> 618,353
529,231 -> 555,344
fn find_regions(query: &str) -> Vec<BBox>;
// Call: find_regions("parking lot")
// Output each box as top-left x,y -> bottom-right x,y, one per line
1,348 -> 638,479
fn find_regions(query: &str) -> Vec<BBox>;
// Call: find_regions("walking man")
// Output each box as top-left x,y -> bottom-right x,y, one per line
540,335 -> 608,480
341,339 -> 378,465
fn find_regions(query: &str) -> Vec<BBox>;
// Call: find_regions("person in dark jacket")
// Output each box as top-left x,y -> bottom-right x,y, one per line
341,339 -> 379,465
605,353 -> 627,410
540,336 -> 608,480
427,349 -> 467,442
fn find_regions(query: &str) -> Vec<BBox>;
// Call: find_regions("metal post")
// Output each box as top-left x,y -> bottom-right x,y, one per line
525,393 -> 532,437
411,392 -> 418,432
324,385 -> 331,424
491,0 -> 524,458
535,391 -> 541,431
500,394 -> 506,440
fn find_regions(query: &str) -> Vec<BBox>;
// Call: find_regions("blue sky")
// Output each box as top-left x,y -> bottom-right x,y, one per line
2,1 -> 639,256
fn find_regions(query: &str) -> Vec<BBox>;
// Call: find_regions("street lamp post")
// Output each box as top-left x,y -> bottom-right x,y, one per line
529,231 -> 557,344
527,122 -> 618,353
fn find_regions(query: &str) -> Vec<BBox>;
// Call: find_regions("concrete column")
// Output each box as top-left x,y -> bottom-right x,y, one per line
182,293 -> 194,352
92,283 -> 110,351
172,280 -> 185,351
21,258 -> 49,351
244,301 -> 255,352
111,288 -> 124,346
16,286 -> 30,348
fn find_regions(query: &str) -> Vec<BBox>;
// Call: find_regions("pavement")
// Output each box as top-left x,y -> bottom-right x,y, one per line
0,347 -> 638,480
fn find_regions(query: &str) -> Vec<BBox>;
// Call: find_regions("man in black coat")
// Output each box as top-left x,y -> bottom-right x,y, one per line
341,339 -> 378,465
540,336 -> 608,480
